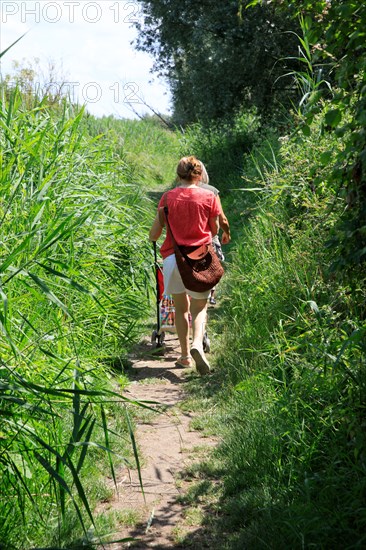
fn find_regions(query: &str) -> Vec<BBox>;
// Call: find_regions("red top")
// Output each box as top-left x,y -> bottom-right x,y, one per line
158,187 -> 221,259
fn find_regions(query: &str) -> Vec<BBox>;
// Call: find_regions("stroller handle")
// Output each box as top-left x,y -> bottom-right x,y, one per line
152,240 -> 158,261
152,240 -> 161,332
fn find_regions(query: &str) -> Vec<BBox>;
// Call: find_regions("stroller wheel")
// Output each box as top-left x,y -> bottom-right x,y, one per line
151,329 -> 158,344
157,331 -> 165,347
203,332 -> 210,353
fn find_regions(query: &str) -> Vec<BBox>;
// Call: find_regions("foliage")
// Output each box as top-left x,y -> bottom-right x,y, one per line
265,1 -> 366,272
1,57 -> 74,110
3,4 -> 366,545
178,108 -> 366,548
171,75 -> 366,545
0,84 -> 164,547
135,0 -> 366,268
135,0 -> 301,124
179,111 -> 259,192
82,114 -> 181,187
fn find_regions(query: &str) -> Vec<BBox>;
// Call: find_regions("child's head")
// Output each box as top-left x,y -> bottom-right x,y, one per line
199,161 -> 209,184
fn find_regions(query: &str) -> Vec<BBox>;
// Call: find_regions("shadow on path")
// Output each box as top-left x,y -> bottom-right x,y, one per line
95,331 -> 225,549
126,335 -> 187,385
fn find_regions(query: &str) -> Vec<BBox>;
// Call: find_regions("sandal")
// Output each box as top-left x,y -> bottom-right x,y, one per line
175,355 -> 192,368
190,347 -> 210,375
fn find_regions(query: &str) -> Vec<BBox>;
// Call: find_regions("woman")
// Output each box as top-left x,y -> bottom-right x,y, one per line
149,156 -> 220,375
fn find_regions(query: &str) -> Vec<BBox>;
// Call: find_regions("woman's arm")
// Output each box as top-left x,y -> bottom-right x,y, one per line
209,215 -> 219,237
216,196 -> 231,244
149,212 -> 164,241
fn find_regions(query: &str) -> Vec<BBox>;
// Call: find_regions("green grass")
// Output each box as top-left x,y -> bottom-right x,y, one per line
0,84 -> 180,548
83,114 -> 181,189
175,111 -> 366,549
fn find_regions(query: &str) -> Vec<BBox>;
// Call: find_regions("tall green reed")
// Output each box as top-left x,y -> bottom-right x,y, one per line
0,86 -> 155,548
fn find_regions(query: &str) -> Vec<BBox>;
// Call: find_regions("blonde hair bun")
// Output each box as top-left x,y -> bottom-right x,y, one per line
177,156 -> 202,181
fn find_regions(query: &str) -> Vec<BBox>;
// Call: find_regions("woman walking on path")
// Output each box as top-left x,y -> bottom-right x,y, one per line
149,156 -> 221,375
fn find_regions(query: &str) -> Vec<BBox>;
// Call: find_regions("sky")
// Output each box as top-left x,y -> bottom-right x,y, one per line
0,0 -> 172,119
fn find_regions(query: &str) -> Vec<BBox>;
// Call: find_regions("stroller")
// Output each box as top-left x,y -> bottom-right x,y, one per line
151,241 -> 210,351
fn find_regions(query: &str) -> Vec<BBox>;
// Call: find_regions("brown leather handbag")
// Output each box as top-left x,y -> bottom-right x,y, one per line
162,195 -> 224,293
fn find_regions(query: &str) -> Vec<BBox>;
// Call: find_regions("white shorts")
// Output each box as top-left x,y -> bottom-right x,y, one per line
163,254 -> 211,300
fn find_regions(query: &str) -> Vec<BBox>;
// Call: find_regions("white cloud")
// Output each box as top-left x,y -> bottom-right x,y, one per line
0,1 -> 171,118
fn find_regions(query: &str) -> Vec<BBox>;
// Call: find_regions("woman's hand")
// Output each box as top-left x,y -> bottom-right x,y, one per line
221,231 -> 231,244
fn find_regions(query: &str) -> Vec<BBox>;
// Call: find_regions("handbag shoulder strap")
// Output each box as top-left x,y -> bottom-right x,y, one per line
163,193 -> 178,246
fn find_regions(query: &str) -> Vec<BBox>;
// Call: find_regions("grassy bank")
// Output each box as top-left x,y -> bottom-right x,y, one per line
178,109 -> 366,548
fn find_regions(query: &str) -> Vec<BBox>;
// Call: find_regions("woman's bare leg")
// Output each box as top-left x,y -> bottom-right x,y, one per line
190,297 -> 210,374
171,292 -> 190,358
190,297 -> 208,349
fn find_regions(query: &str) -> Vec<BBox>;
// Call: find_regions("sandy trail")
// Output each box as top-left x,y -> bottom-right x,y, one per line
97,332 -> 217,549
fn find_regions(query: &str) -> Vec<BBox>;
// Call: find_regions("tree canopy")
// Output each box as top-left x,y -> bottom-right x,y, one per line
135,0 -> 300,124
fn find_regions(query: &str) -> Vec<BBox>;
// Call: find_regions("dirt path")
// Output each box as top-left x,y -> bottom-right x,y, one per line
97,332 -> 218,549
